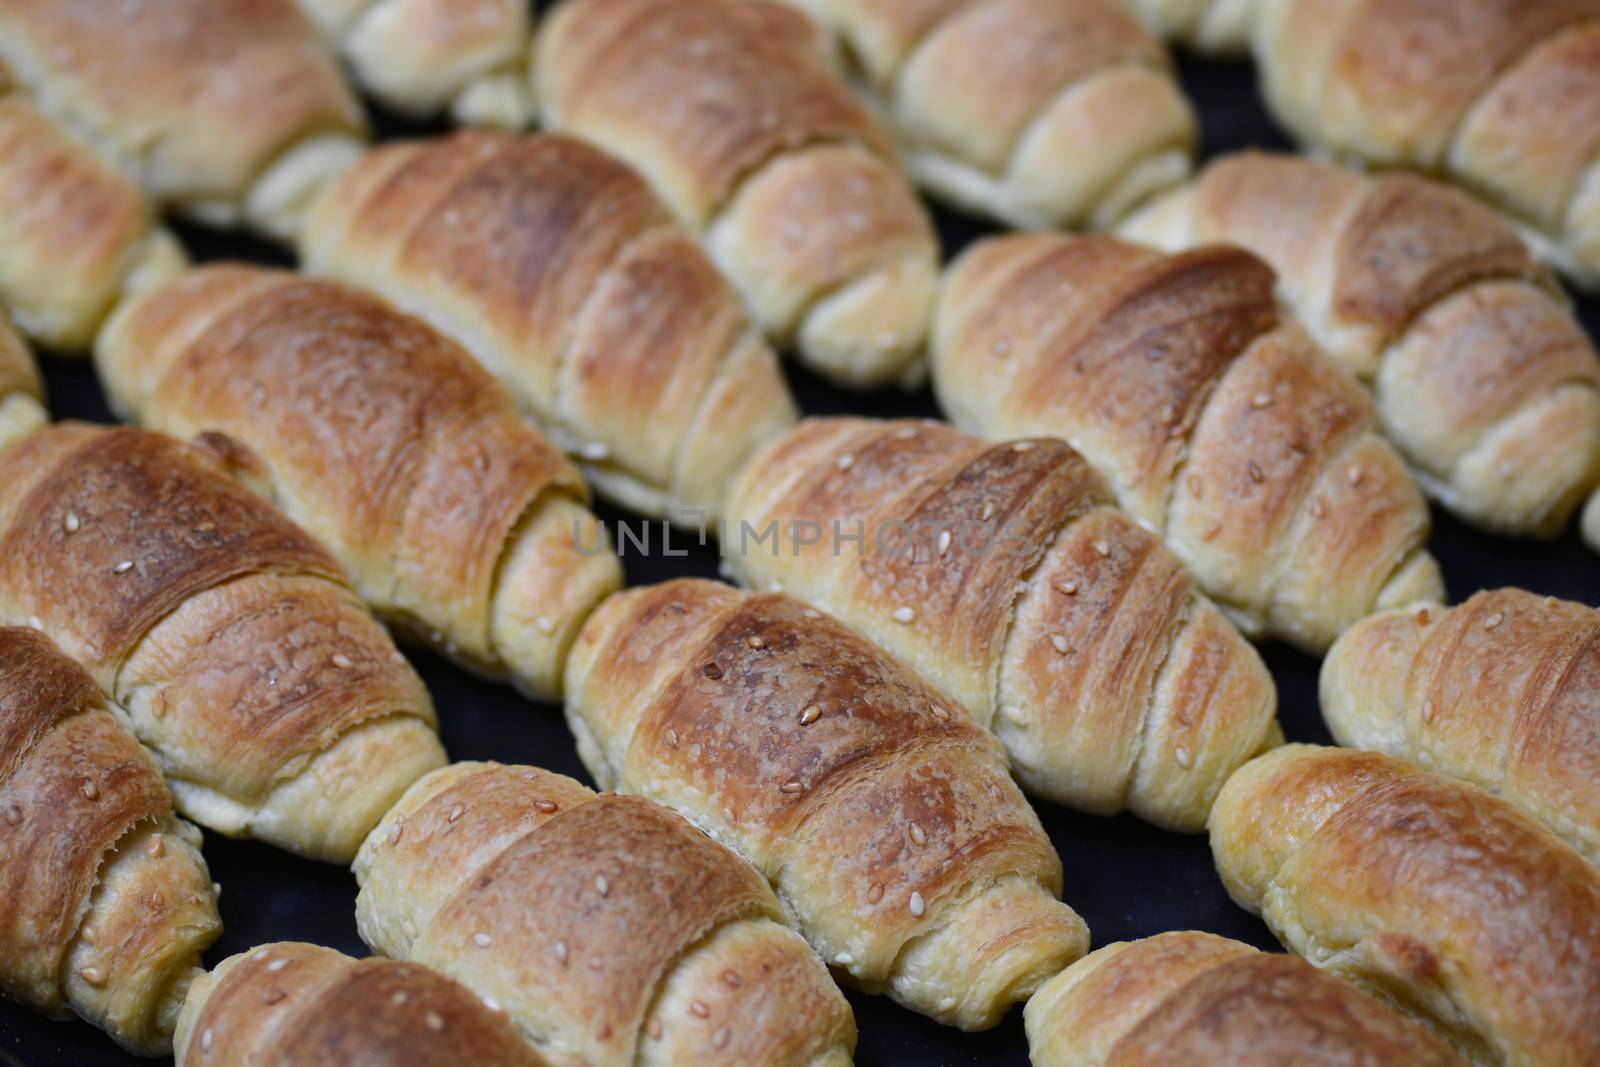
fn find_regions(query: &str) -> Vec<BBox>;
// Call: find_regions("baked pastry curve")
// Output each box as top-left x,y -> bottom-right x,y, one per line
97,264 -> 622,700
295,0 -> 535,128
304,130 -> 798,525
776,0 -> 1198,229
1211,744 -> 1600,1067
1125,151 -> 1600,546
1324,588 -> 1600,867
355,761 -> 857,1067
724,416 -> 1280,829
0,314 -> 44,456
0,422 -> 445,863
566,579 -> 1091,1029
537,0 -> 940,388
175,942 -> 552,1067
934,234 -> 1443,652
0,0 -> 368,242
1026,931 -> 1467,1067
0,625 -> 221,1055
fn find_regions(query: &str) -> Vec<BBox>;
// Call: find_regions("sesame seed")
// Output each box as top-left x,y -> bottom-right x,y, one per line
1001,705 -> 1027,726
267,959 -> 288,973
909,824 -> 927,846
834,951 -> 854,966
425,1011 -> 444,1031
1160,403 -> 1178,424
403,919 -> 419,939
1250,393 -> 1273,409
1175,747 -> 1192,769
28,616 -> 41,631
780,780 -> 804,794
80,926 -> 97,944
1483,613 -> 1504,631
1055,580 -> 1078,596
664,727 -> 679,747
1423,700 -> 1435,723
1093,538 -> 1111,558
909,892 -> 926,917
331,653 -> 354,670
447,805 -> 465,824
389,820 -> 405,844
1348,466 -> 1364,487
81,780 -> 98,801
722,969 -> 743,989
473,932 -> 492,948
1415,607 -> 1430,626
523,769 -> 540,780
802,608 -> 822,619
1247,461 -> 1264,484
894,426 -> 918,440
690,1001 -> 710,1019
534,799 -> 559,813
866,884 -> 885,905
800,704 -> 821,725
78,967 -> 104,986
391,991 -> 410,1007
201,1028 -> 214,1052
595,875 -> 611,897
980,502 -> 995,521
937,530 -> 952,556
836,454 -> 855,471
112,560 -> 134,574
930,704 -> 950,721
1013,442 -> 1036,453
938,997 -> 957,1013
1050,634 -> 1070,655
263,988 -> 285,1004
579,442 -> 610,461
147,837 -> 163,858
746,634 -> 766,649
535,616 -> 555,635
483,997 -> 500,1012
555,941 -> 569,965
64,513 -> 80,533
892,606 -> 915,623
714,1026 -> 732,1049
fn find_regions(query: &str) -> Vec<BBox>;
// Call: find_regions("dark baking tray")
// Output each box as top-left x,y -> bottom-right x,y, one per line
5,53 -> 1599,1067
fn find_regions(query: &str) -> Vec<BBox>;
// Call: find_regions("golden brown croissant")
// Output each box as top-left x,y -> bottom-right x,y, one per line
566,579 -> 1091,1030
0,423 -> 445,863
0,0 -> 368,242
355,761 -> 857,1067
1323,589 -> 1600,866
537,0 -> 939,388
304,131 -> 798,524
1251,0 -> 1600,290
96,264 -> 622,700
0,88 -> 186,354
724,416 -> 1280,830
175,942 -> 552,1067
1124,152 -> 1600,543
1211,744 -> 1600,1067
934,234 -> 1443,652
1026,931 -> 1466,1067
0,626 -> 221,1055
0,314 -> 44,456
779,0 -> 1197,229
295,0 -> 535,128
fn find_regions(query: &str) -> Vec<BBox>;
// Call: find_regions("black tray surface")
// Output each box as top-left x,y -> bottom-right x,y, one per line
4,52 -> 1598,1067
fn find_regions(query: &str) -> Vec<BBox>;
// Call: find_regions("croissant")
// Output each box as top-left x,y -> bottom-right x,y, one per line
1119,0 -> 1252,54
780,0 -> 1197,230
1252,0 -> 1600,289
0,0 -> 368,242
536,0 -> 939,388
0,90 -> 186,354
96,264 -> 622,700
0,315 -> 44,456
1124,152 -> 1600,543
934,234 -> 1443,652
303,131 -> 799,525
294,0 -> 535,128
355,761 -> 857,1067
0,626 -> 221,1055
724,416 -> 1279,830
0,423 -> 445,862
1211,744 -> 1600,1067
1028,931 -> 1467,1067
175,942 -> 551,1067
566,579 -> 1090,1029
1323,589 -> 1600,867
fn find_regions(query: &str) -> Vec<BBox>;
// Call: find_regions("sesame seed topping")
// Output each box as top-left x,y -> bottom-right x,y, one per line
930,704 -> 950,721
909,823 -> 927,846
1093,538 -> 1111,558
1001,705 -> 1027,726
936,529 -> 952,556
595,875 -> 611,897
713,1026 -> 732,1049
263,988 -> 286,1004
473,932 -> 492,948
980,502 -> 995,521
746,634 -> 767,649
446,805 -> 465,824
81,780 -> 98,801
1544,595 -> 1559,610
892,606 -> 915,623
1050,633 -> 1070,655
64,513 -> 80,533
1348,466 -> 1364,487
483,997 -> 500,1012
391,991 -> 410,1007
836,454 -> 855,471
690,1001 -> 710,1019
267,958 -> 288,973
389,819 -> 405,844
1013,441 -> 1036,453
664,727 -> 680,747
331,653 -> 353,670
866,884 -> 885,905
1056,580 -> 1078,595
555,941 -> 569,965
938,997 -> 957,1013
1247,461 -> 1264,484
802,608 -> 822,619
534,799 -> 559,813
1483,613 -> 1505,631
425,1011 -> 444,1031
147,837 -> 163,858
80,926 -> 97,944
1423,700 -> 1435,723
780,780 -> 805,795
78,967 -> 104,986
112,560 -> 133,575
909,892 -> 926,918
579,442 -> 610,461
1175,747 -> 1192,769
1160,403 -> 1178,424
835,951 -> 854,966
722,969 -> 743,988
201,1028 -> 214,1052
800,704 -> 821,725
1250,393 -> 1273,409
894,426 -> 918,440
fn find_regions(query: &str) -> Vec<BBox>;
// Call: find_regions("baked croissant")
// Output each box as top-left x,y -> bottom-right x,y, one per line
303,131 -> 799,525
0,315 -> 44,456
0,89 -> 186,354
0,423 -> 445,863
295,0 -> 535,128
0,626 -> 221,1055
1211,744 -> 1600,1067
1252,0 -> 1600,290
724,416 -> 1280,830
779,0 -> 1198,230
1025,931 -> 1466,1067
355,761 -> 857,1067
1119,0 -> 1253,54
566,579 -> 1091,1029
1124,152 -> 1600,542
537,0 -> 939,388
175,942 -> 551,1067
1323,589 -> 1600,867
934,234 -> 1443,652
96,264 -> 622,700
0,0 -> 368,242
